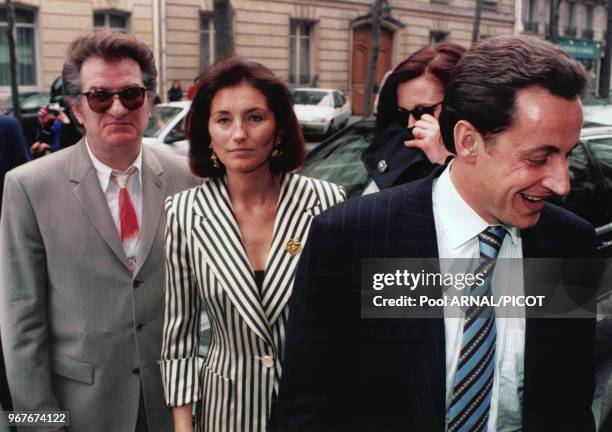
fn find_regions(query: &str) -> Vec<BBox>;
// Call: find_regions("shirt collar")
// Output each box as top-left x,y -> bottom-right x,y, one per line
85,138 -> 143,192
435,162 -> 519,251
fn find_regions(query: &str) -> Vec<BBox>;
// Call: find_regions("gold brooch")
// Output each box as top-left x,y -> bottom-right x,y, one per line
285,238 -> 302,256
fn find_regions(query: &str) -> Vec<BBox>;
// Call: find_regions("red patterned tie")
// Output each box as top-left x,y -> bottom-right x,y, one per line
111,167 -> 140,271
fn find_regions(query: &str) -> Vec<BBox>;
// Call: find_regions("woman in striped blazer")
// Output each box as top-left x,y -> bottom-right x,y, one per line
160,56 -> 345,432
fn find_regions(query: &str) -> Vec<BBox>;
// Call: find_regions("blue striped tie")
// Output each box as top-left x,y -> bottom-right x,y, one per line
447,225 -> 507,432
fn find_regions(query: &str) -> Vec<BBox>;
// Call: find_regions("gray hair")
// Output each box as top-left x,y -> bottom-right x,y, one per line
62,31 -> 157,98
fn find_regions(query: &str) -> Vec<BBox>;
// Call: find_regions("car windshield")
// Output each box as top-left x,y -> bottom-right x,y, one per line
583,105 -> 612,126
291,90 -> 332,107
1,92 -> 49,113
144,106 -> 183,138
21,93 -> 50,109
299,123 -> 374,196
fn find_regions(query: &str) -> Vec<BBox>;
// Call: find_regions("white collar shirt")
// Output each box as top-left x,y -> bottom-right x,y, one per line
85,138 -> 144,239
432,163 -> 525,432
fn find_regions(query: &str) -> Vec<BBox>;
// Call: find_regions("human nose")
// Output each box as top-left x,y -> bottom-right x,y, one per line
408,114 -> 416,128
107,94 -> 128,117
232,121 -> 247,141
543,158 -> 571,197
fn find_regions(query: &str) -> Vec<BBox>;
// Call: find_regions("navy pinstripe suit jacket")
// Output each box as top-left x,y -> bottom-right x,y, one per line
278,166 -> 599,432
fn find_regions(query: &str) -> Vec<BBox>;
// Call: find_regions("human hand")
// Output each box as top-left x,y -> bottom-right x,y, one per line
37,104 -> 55,127
404,114 -> 450,164
30,141 -> 51,155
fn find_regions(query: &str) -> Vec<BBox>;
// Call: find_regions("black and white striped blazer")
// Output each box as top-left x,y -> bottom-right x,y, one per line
160,172 -> 345,431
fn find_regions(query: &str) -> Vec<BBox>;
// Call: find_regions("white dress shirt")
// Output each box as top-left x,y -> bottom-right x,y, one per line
432,163 -> 525,432
85,139 -> 143,245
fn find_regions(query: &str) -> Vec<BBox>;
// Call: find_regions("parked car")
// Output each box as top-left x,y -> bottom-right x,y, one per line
299,119 -> 612,258
2,92 -> 51,143
143,100 -> 190,156
291,88 -> 351,137
583,104 -> 612,127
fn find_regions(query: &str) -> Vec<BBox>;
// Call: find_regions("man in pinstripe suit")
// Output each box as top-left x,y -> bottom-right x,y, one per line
279,35 -> 599,431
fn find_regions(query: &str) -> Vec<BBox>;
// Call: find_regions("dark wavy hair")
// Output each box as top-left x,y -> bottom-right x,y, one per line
375,42 -> 466,137
440,35 -> 589,153
187,56 -> 306,177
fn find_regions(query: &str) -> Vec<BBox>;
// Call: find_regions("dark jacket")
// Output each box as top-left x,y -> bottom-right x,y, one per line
361,124 -> 436,190
278,166 -> 599,432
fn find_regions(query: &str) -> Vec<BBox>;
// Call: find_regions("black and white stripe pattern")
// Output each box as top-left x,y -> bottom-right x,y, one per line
160,173 -> 344,431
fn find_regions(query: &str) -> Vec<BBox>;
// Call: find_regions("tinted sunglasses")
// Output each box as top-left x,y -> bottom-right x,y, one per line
79,87 -> 147,113
394,101 -> 443,125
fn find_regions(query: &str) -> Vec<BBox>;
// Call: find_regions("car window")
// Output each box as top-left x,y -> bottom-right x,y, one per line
144,106 -> 183,138
300,125 -> 374,196
585,137 -> 612,222
551,141 -> 607,227
333,93 -> 342,108
291,90 -> 332,107
21,93 -> 50,109
166,117 -> 187,143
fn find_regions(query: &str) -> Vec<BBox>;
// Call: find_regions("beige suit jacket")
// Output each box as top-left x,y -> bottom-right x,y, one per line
0,140 -> 201,432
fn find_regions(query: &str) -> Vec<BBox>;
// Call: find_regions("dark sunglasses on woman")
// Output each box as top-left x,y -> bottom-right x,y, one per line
79,86 -> 147,113
394,101 -> 443,126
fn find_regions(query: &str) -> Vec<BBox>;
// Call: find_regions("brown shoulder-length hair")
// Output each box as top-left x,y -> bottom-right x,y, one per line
188,56 -> 306,178
375,42 -> 465,137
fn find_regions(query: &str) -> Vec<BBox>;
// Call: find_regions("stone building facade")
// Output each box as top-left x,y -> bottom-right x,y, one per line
1,0 -> 604,111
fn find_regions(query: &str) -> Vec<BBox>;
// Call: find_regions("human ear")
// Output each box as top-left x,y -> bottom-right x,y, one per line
453,120 -> 480,163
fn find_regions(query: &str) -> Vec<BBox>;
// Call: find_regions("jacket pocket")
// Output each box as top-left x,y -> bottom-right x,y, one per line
50,353 -> 94,385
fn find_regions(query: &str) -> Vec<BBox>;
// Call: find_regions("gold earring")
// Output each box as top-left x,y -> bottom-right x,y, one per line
210,151 -> 220,168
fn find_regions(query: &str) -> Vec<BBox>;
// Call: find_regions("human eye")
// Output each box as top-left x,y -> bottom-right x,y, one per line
216,116 -> 231,125
528,158 -> 547,167
248,114 -> 264,123
527,153 -> 550,167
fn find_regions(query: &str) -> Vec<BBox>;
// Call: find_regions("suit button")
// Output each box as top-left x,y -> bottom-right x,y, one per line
136,323 -> 144,332
133,280 -> 141,289
261,355 -> 274,368
132,367 -> 140,375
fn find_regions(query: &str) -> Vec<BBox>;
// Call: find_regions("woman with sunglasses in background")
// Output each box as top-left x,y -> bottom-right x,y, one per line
160,56 -> 344,432
362,42 -> 465,194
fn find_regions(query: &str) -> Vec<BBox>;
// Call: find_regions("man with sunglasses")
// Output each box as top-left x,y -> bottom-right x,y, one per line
0,32 -> 200,432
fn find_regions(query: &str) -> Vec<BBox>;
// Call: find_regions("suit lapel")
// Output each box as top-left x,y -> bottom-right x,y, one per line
262,173 -> 319,324
192,177 -> 274,346
70,141 -> 131,271
379,171 -> 446,420
134,148 -> 166,276
394,169 -> 446,419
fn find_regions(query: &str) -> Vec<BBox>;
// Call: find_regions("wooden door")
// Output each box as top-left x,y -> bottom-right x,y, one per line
351,25 -> 393,115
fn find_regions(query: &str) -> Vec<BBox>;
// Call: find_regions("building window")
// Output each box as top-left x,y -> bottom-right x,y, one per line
525,0 -> 539,32
430,31 -> 449,43
482,0 -> 498,12
0,7 -> 37,86
565,1 -> 576,36
93,11 -> 129,33
200,15 -> 215,73
290,20 -> 313,85
584,4 -> 594,39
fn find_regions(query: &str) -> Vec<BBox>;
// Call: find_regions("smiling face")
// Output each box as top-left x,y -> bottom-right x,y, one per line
460,86 -> 583,229
396,74 -> 444,127
71,56 -> 150,162
208,81 -> 277,175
